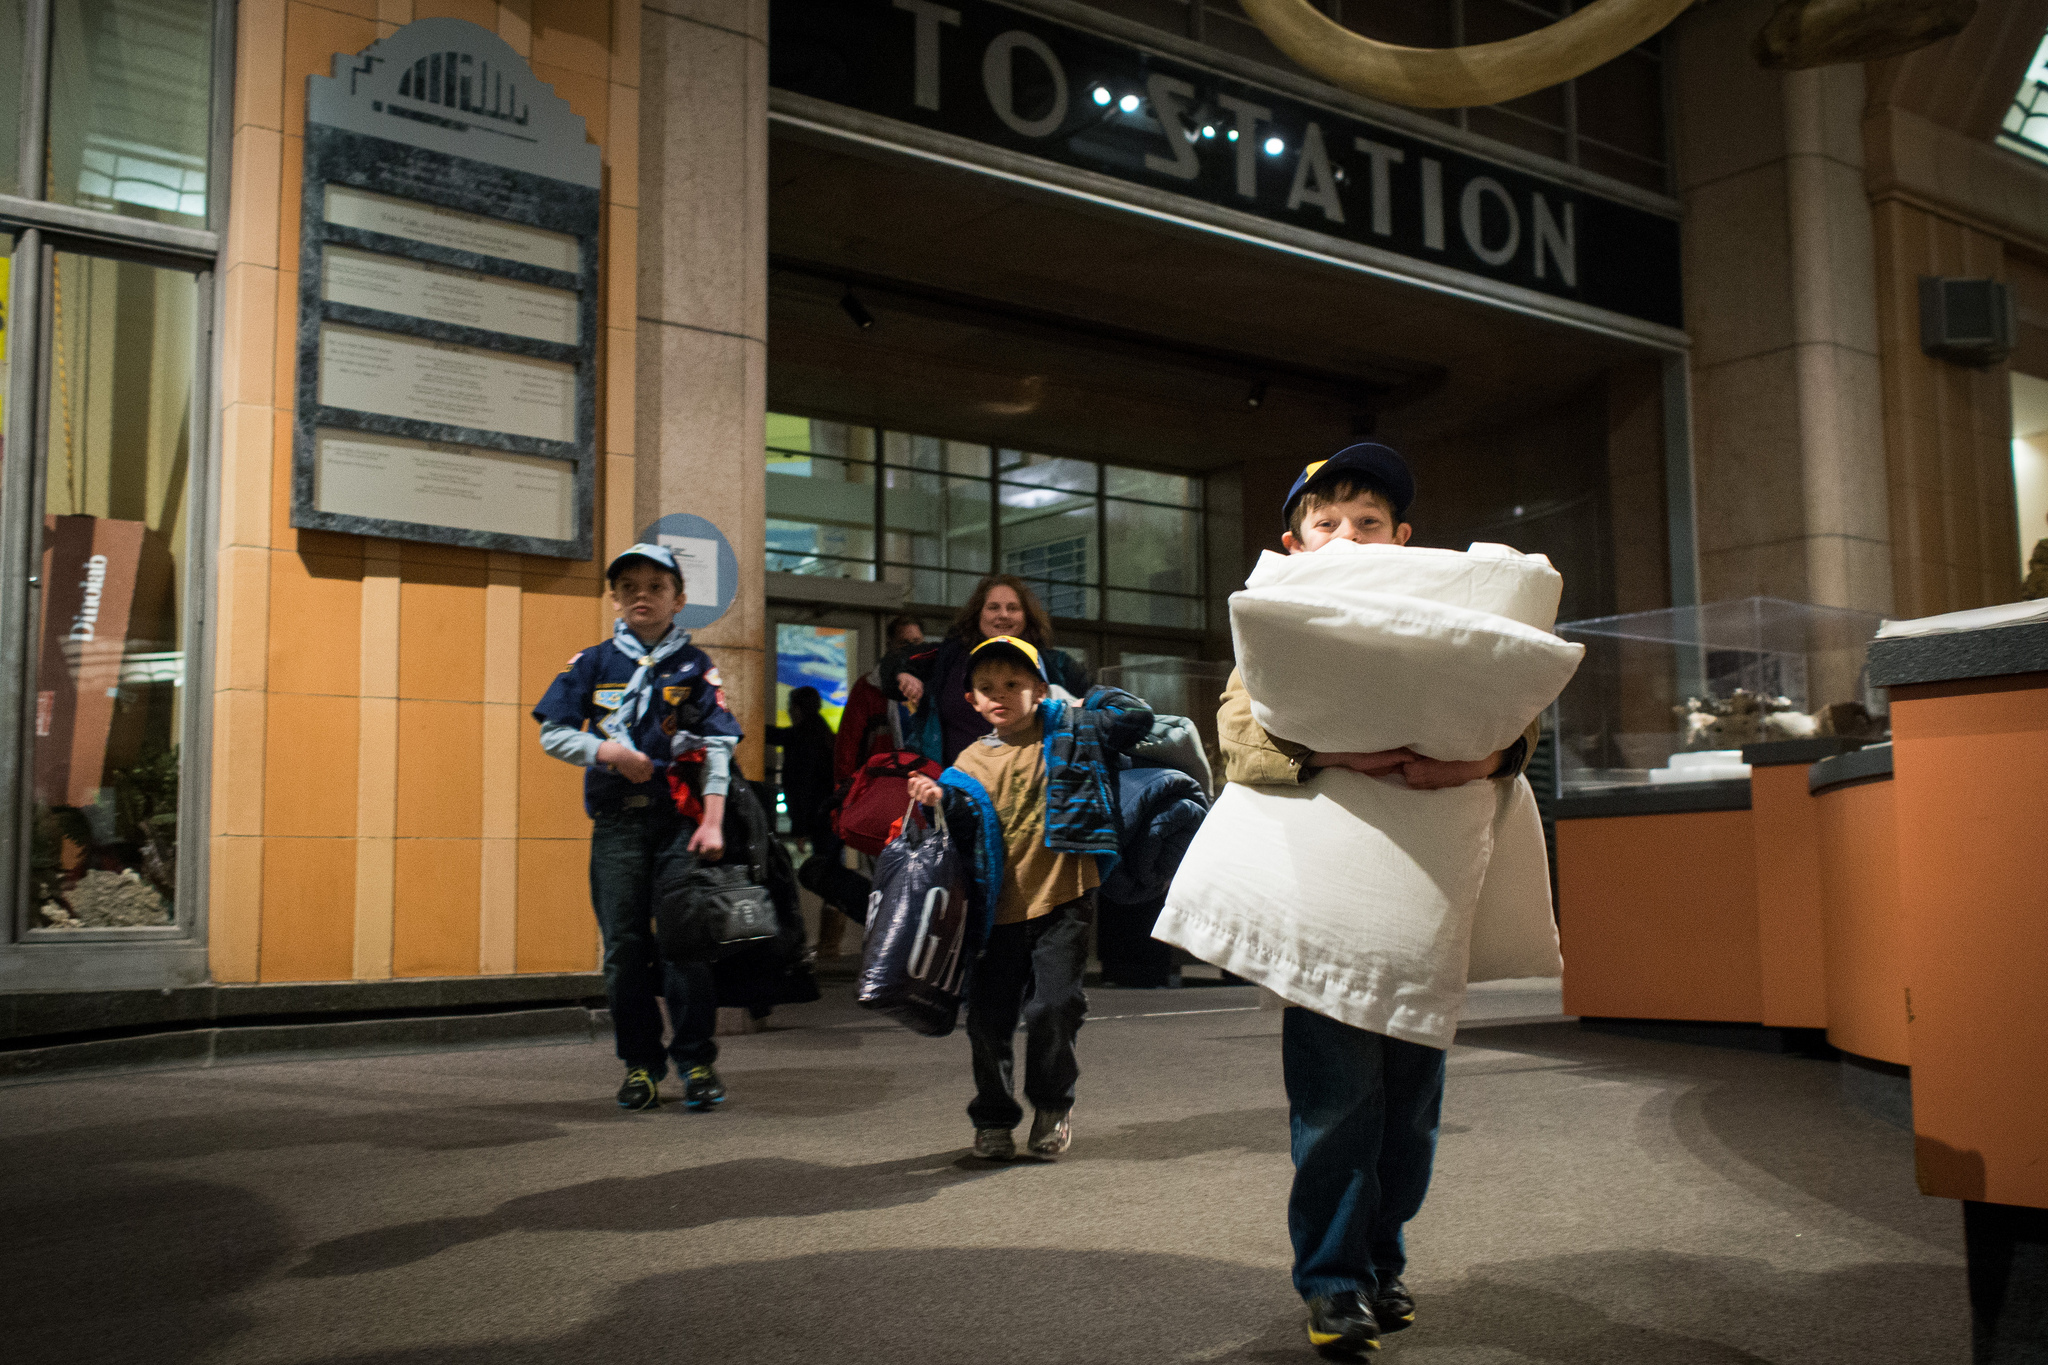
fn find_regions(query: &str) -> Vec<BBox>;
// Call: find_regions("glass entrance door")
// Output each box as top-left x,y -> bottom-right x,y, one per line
15,245 -> 201,936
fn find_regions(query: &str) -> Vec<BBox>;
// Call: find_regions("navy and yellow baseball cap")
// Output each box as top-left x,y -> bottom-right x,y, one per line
968,634 -> 1048,680
605,542 -> 682,582
1281,443 -> 1414,527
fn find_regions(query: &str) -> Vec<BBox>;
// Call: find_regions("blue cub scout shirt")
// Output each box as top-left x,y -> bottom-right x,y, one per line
532,640 -> 743,816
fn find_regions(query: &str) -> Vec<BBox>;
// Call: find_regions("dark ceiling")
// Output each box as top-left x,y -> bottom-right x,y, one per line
767,123 -> 1652,473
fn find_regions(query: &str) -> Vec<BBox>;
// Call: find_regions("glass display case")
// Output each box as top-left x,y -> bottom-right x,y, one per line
1551,597 -> 1889,798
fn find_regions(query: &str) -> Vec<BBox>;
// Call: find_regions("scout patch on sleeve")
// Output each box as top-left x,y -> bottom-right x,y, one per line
593,686 -> 626,711
704,668 -> 723,687
662,684 -> 691,705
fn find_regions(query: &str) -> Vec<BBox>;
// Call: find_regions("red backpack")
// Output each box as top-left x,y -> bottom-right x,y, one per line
832,750 -> 943,854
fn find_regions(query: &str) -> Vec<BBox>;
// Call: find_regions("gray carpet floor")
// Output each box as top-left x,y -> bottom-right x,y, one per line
0,984 -> 1966,1364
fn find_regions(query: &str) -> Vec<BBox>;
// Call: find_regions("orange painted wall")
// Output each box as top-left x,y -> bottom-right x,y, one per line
1892,674 -> 2048,1208
1557,809 -> 1763,1022
1814,777 -> 1908,1066
1749,764 -> 1828,1029
209,0 -> 644,984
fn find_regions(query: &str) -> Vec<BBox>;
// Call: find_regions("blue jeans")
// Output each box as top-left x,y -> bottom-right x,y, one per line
588,807 -> 718,1079
1283,1007 -> 1447,1300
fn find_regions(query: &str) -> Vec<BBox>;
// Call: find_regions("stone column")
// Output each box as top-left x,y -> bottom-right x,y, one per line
1671,0 -> 1893,616
638,0 -> 770,777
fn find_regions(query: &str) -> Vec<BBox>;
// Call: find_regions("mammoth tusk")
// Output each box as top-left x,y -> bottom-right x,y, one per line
1237,0 -> 1697,110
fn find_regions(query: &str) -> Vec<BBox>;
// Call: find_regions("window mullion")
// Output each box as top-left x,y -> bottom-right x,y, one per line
0,229 -> 48,937
19,0 -> 53,201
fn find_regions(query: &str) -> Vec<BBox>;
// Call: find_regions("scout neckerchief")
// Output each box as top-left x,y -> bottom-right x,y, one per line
599,617 -> 691,745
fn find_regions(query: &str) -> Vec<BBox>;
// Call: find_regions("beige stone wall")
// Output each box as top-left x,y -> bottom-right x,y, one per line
1669,0 -> 1892,616
210,0 -> 643,983
637,0 -> 770,780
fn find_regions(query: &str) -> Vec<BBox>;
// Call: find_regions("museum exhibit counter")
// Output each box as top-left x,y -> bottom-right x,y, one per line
1808,745 -> 1908,1067
1747,737 -> 1870,1029
1551,598 -> 1885,1024
1555,781 -> 1761,1022
1871,618 -> 2048,1209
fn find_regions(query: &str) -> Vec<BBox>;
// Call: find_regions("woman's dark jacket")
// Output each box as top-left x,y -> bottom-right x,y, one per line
884,635 -> 1094,766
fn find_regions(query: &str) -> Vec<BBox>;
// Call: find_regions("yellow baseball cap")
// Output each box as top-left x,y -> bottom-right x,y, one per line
969,634 -> 1048,680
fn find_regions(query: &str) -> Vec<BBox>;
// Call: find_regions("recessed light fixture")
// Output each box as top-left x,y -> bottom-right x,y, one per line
1118,93 -> 1142,113
1091,86 -> 1112,106
1246,379 -> 1268,409
1263,136 -> 1286,156
840,291 -> 875,331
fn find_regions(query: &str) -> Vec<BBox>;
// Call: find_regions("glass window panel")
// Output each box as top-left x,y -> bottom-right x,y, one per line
766,523 -> 875,578
1106,500 -> 1201,593
0,0 -> 23,195
766,412 -> 872,462
1106,591 -> 1204,631
883,563 -> 983,610
884,467 -> 990,572
32,252 -> 197,931
882,430 -> 990,476
765,452 -> 874,569
1575,50 -> 1666,164
1017,575 -> 1096,622
1105,465 -> 1198,507
995,450 -> 1097,493
47,0 -> 215,226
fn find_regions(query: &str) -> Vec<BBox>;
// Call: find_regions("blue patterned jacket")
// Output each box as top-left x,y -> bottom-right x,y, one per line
937,685 -> 1154,940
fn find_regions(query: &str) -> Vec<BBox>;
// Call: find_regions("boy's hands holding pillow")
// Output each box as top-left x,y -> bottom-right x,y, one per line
1306,748 -> 1504,789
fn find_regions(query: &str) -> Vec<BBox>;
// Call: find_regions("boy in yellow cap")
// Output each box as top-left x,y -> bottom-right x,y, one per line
908,636 -> 1151,1160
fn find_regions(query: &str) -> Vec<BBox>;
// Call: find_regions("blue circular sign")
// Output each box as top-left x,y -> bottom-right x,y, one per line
639,513 -> 739,631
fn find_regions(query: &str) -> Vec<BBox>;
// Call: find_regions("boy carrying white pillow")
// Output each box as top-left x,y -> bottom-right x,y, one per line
1163,444 -> 1550,1360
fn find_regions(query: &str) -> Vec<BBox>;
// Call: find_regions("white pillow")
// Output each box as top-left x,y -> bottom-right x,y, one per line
1154,771 -> 1560,1050
1231,541 -> 1584,761
1245,540 -> 1565,630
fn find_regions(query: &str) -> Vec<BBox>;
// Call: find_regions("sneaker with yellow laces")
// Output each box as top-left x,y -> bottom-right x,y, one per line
616,1067 -> 660,1111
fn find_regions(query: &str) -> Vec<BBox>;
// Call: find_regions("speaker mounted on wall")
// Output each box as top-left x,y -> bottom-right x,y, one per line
1919,276 -> 2017,368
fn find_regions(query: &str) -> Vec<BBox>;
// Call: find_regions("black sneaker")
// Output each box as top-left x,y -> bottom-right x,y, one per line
1372,1278 -> 1414,1333
683,1065 -> 727,1110
1306,1291 -> 1381,1358
616,1067 -> 660,1111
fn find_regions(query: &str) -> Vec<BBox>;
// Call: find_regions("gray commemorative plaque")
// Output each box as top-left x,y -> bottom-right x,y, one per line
292,17 -> 602,558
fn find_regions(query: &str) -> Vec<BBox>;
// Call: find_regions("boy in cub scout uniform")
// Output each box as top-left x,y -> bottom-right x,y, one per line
533,543 -> 744,1111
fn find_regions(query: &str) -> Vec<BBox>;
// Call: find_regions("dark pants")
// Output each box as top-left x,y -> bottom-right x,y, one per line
965,895 -> 1092,1130
1283,1006 -> 1447,1300
589,806 -> 718,1080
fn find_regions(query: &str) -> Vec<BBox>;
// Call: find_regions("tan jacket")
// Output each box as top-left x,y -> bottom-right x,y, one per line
1217,668 -> 1542,788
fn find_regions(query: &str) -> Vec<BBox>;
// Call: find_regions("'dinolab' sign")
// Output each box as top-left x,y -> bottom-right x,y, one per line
770,0 -> 1682,330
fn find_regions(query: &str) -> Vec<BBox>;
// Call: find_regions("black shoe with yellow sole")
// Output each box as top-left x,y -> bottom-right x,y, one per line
1306,1291 -> 1381,1359
1372,1277 -> 1415,1333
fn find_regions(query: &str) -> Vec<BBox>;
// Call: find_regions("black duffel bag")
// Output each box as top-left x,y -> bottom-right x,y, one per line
656,861 -> 781,964
857,801 -> 976,1037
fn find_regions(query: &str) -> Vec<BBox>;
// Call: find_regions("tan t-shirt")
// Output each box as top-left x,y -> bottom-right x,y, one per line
950,721 -> 1099,925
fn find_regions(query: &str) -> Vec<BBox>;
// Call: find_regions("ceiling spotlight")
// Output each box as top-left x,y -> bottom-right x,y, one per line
1201,124 -> 1216,138
1092,86 -> 1112,106
1246,379 -> 1268,409
1263,136 -> 1286,156
1227,128 -> 1240,142
840,290 -> 874,331
1118,93 -> 1141,113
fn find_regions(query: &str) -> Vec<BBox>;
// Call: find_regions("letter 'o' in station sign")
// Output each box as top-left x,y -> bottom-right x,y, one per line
291,18 -> 601,558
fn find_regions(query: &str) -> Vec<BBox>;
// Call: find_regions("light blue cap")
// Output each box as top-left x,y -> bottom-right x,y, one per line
605,542 -> 680,580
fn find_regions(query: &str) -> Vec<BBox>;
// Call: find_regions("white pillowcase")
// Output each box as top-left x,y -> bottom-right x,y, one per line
1155,770 -> 1560,1051
1230,541 -> 1584,761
